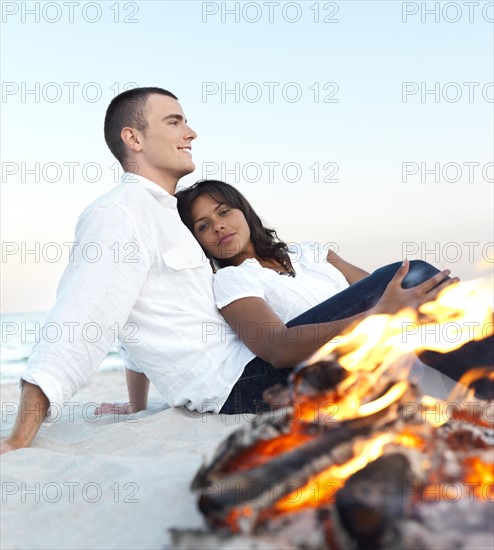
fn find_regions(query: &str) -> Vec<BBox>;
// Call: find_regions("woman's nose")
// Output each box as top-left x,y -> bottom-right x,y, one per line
213,219 -> 225,232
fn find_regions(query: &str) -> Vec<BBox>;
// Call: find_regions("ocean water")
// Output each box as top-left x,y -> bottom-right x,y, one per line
0,312 -> 124,384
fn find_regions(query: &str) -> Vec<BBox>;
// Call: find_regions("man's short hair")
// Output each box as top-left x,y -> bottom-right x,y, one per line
104,87 -> 178,167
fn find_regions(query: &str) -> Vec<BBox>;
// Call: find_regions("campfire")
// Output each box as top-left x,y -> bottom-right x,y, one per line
173,278 -> 493,550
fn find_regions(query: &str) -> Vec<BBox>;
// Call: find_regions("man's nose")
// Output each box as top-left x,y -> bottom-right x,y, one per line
185,124 -> 197,140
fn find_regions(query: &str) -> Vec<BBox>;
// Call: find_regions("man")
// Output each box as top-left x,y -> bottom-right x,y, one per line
0,87 -> 256,453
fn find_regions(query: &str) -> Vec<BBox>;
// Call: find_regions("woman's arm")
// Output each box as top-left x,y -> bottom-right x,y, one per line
219,261 -> 456,369
326,250 -> 370,285
220,298 -> 369,369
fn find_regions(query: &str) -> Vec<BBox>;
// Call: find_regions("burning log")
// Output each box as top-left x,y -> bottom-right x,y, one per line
197,424 -> 368,527
335,453 -> 418,548
173,279 -> 493,549
191,407 -> 294,491
194,374 -> 426,533
290,359 -> 348,397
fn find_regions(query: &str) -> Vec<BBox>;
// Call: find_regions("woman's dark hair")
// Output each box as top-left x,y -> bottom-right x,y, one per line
104,87 -> 178,168
176,180 -> 290,267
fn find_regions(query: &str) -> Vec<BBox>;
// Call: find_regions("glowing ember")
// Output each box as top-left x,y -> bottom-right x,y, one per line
222,430 -> 316,474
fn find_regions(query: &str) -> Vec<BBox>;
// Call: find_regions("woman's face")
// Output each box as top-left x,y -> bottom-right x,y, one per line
189,194 -> 254,264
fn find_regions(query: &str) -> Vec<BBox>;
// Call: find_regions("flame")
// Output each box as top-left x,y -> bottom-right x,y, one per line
419,395 -> 450,428
297,277 -> 493,423
464,457 -> 494,499
356,381 -> 408,418
474,257 -> 494,273
277,278 -> 491,512
274,434 -> 394,513
447,368 -> 494,404
394,429 -> 427,451
217,277 -> 493,531
308,276 -> 492,369
273,429 -> 429,516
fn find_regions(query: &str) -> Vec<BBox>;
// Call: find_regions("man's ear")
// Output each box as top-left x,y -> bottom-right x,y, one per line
121,127 -> 143,153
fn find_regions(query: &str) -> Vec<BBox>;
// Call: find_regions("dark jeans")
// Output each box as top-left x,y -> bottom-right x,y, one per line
220,261 -> 493,414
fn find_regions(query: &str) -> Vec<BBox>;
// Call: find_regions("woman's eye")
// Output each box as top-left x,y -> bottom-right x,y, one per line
197,223 -> 208,232
220,209 -> 230,216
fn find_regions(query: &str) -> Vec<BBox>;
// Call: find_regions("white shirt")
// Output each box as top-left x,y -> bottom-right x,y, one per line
22,174 -> 254,417
213,242 -> 350,322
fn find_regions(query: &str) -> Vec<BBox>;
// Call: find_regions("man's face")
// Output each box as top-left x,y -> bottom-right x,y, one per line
136,94 -> 197,185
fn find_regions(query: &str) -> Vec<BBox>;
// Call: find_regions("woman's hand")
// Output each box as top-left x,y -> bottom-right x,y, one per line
372,259 -> 459,315
326,250 -> 370,284
94,402 -> 138,415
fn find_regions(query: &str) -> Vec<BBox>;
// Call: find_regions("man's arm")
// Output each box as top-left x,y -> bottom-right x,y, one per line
1,203 -> 150,453
126,369 -> 150,411
0,382 -> 49,454
95,369 -> 150,415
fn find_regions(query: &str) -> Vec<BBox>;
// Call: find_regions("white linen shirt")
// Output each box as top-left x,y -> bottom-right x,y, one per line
213,242 -> 350,322
22,174 -> 254,417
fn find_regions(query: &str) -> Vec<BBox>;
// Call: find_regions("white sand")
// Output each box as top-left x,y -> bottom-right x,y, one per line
0,371 -> 255,550
0,364 -> 461,550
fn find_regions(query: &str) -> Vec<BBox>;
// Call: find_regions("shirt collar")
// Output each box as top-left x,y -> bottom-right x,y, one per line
121,173 -> 178,209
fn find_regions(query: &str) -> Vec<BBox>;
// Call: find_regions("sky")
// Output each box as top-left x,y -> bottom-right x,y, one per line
1,0 -> 493,313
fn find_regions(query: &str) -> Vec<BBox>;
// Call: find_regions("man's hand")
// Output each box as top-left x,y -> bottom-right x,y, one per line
373,259 -> 459,315
0,438 -> 24,455
0,382 -> 50,454
94,402 -> 138,415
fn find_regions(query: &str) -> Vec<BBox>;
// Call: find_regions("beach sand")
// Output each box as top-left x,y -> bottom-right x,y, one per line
0,370 -> 255,550
0,364 -> 461,550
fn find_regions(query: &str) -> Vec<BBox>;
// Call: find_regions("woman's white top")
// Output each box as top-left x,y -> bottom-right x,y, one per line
213,242 -> 350,323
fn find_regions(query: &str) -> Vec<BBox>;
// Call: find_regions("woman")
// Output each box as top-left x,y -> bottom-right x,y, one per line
98,180 -> 467,416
